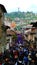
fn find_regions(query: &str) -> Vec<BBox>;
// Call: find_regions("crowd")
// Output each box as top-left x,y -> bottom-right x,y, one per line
0,43 -> 37,65
0,3 -> 37,65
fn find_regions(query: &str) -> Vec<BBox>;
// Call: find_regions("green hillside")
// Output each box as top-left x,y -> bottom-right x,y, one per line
5,11 -> 37,20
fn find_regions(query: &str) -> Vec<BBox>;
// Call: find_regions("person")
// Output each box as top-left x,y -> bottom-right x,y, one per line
17,47 -> 24,65
0,61 -> 2,65
0,52 -> 3,65
31,49 -> 36,65
28,52 -> 32,65
23,53 -> 29,65
34,51 -> 37,65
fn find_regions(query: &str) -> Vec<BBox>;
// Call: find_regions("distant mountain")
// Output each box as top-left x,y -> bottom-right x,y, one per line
5,11 -> 37,20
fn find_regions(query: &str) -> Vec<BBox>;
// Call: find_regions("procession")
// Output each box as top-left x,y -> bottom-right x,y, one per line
0,3 -> 37,65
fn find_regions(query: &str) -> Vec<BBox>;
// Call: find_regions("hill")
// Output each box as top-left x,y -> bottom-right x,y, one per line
5,11 -> 37,20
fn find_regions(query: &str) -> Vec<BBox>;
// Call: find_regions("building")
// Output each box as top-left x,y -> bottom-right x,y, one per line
0,4 -> 7,52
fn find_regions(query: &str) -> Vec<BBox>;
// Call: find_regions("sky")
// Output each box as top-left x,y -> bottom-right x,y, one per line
0,0 -> 37,13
